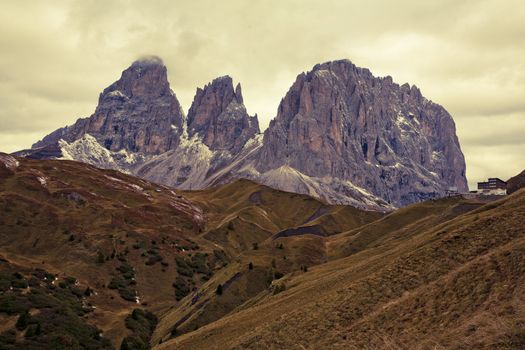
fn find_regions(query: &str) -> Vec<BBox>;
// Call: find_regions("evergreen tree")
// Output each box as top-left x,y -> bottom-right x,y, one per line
15,311 -> 30,330
96,251 -> 105,264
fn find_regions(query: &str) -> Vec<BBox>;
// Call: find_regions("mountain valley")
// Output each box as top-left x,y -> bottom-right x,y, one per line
1,153 -> 524,349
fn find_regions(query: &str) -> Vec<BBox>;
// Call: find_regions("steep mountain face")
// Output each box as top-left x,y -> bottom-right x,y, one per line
253,60 -> 467,207
23,58 -> 468,209
187,76 -> 259,153
34,56 -> 184,156
23,58 -> 261,191
132,77 -> 261,190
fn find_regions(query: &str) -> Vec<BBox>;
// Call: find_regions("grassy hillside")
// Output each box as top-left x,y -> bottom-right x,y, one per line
0,154 -> 380,348
507,169 -> 525,194
4,153 -> 523,349
0,153 -> 216,347
152,179 -> 381,343
183,179 -> 381,254
156,190 -> 525,350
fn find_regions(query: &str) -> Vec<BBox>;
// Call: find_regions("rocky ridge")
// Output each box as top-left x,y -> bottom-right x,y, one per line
187,75 -> 259,153
33,57 -> 184,156
250,60 -> 467,206
22,57 -> 468,210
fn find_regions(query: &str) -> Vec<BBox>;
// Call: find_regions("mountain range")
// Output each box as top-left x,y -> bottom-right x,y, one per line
18,56 -> 468,210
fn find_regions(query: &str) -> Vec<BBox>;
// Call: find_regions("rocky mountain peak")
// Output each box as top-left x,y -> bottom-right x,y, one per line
256,59 -> 468,207
26,57 -> 467,210
187,75 -> 259,152
235,82 -> 243,104
188,76 -> 237,115
32,56 -> 184,155
100,56 -> 171,100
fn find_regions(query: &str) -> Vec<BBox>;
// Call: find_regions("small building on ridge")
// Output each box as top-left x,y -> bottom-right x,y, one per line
477,178 -> 507,195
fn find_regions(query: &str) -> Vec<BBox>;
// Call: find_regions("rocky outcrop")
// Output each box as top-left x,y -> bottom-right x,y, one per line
26,59 -> 262,192
23,57 -> 468,210
33,56 -> 184,155
187,76 -> 259,153
131,76 -> 261,190
254,60 -> 467,207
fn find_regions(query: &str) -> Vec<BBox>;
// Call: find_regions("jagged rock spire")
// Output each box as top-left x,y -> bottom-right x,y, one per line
100,56 -> 171,100
34,56 -> 184,155
187,75 -> 259,152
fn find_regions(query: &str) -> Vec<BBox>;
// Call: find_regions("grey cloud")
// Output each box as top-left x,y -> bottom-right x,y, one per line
456,113 -> 525,147
463,143 -> 525,189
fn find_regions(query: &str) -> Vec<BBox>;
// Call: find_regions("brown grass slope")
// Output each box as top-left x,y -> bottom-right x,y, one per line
184,179 -> 381,253
507,169 -> 525,194
0,153 -> 214,346
151,179 -> 381,344
150,195 -> 488,346
156,189 -> 525,350
328,195 -> 493,260
0,154 -> 382,347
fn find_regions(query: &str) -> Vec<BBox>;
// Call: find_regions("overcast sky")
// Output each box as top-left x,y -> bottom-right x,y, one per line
1,0 -> 524,189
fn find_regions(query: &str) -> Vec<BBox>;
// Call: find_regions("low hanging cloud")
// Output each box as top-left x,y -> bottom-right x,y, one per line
0,0 -> 524,189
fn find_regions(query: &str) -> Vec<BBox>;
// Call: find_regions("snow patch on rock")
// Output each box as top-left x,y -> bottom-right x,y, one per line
106,90 -> 128,99
59,134 -> 146,173
243,133 -> 264,151
254,165 -> 393,211
178,133 -> 215,164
